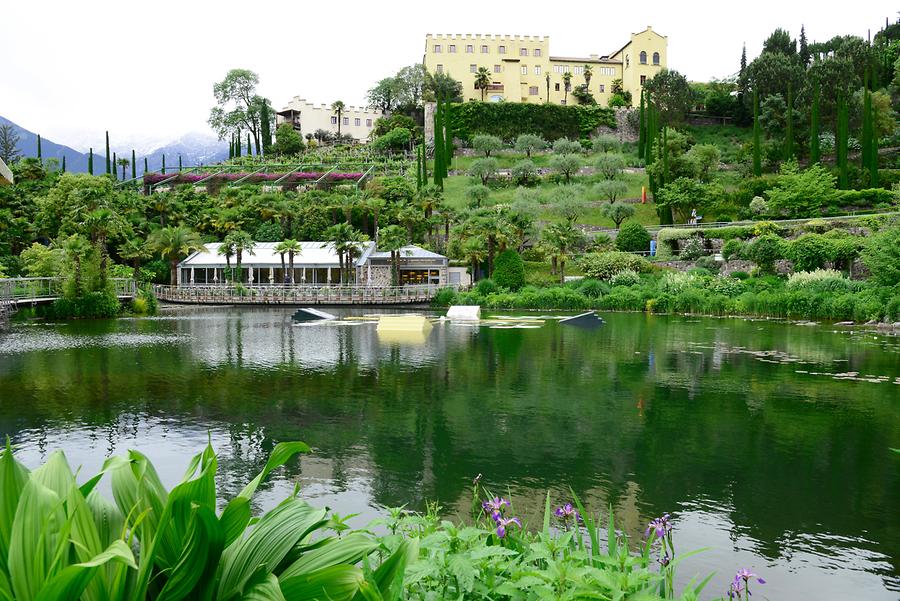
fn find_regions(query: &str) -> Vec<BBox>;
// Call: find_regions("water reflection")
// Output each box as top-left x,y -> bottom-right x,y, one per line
0,308 -> 897,600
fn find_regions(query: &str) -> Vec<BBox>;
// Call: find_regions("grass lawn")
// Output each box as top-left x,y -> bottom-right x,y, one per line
683,124 -> 752,165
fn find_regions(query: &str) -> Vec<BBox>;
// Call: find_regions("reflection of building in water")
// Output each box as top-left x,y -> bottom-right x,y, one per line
179,309 -> 473,370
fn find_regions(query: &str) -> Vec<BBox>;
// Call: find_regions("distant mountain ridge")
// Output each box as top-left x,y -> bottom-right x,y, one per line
1,116 -> 229,175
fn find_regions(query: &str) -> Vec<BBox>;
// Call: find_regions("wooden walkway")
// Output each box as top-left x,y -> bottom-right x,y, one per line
153,284 -> 449,305
0,278 -> 137,324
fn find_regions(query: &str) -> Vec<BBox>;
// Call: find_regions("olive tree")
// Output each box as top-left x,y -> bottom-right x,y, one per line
472,134 -> 503,157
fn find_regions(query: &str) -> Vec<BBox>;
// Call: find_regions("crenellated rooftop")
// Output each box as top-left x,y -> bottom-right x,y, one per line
426,33 -> 549,42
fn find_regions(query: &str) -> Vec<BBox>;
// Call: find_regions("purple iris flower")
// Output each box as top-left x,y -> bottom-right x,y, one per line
645,513 -> 673,538
495,516 -> 522,538
481,497 -> 509,515
554,503 -> 576,518
735,568 -> 765,584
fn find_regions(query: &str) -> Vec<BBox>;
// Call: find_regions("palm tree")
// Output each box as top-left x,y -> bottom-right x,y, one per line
217,240 -> 235,282
461,236 -> 487,283
61,234 -> 92,296
117,157 -> 130,180
377,224 -> 408,286
224,230 -> 254,282
148,226 -> 206,286
84,207 -> 125,284
583,65 -> 593,88
274,239 -> 302,283
474,67 -> 492,101
541,221 -> 585,284
331,101 -> 346,139
119,237 -> 151,274
563,72 -> 572,105
324,223 -> 361,284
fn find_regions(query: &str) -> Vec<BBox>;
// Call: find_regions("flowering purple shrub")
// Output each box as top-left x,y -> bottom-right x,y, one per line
143,171 -> 365,185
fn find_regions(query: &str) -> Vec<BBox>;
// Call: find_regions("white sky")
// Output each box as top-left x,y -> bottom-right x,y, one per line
2,0 -> 896,149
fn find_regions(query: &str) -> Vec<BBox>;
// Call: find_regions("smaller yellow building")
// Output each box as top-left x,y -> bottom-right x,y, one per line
423,26 -> 667,106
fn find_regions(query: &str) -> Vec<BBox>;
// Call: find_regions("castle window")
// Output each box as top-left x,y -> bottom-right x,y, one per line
366,119 -> 372,127
436,64 -> 444,74
599,67 -> 615,76
534,65 -> 541,75
599,84 -> 605,93
520,47 -> 528,56
529,86 -> 539,95
554,83 -> 560,91
574,65 -> 584,75
498,45 -> 506,54
331,116 -> 337,125
494,64 -> 501,73
470,64 -> 477,73
434,44 -> 442,53
534,48 -> 542,57
640,51 -> 647,64
481,44 -> 489,53
342,117 -> 349,126
521,65 -> 528,75
354,118 -> 361,126
449,44 -> 456,53
466,44 -> 474,53
653,52 -> 660,65
626,55 -> 630,68
640,75 -> 647,85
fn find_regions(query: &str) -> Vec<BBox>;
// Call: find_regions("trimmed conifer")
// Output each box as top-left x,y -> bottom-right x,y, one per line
61,155 -> 66,172
37,134 -> 42,162
88,148 -> 93,175
752,90 -> 761,176
810,83 -> 820,164
105,131 -> 111,174
162,154 -> 166,175
131,150 -> 136,179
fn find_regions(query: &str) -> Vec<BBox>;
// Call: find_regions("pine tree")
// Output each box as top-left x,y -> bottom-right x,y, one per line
810,83 -> 821,164
637,89 -> 646,157
61,155 -> 66,173
37,134 -> 42,162
837,94 -> 849,189
131,150 -> 136,179
799,25 -> 810,67
260,103 -> 272,155
738,44 -> 748,95
105,131 -> 111,174
752,90 -> 762,176
88,149 -> 93,175
784,82 -> 794,161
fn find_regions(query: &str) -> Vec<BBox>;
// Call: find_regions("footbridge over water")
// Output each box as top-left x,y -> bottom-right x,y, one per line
0,278 -> 137,321
153,284 -> 450,305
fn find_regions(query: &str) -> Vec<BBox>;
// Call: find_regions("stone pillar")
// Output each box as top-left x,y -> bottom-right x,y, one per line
424,102 -> 436,145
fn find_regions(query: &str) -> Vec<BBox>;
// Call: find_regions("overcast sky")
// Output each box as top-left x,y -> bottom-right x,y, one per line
3,1 -> 896,150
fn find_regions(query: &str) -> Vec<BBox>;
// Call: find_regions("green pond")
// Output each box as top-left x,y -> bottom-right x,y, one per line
0,308 -> 898,600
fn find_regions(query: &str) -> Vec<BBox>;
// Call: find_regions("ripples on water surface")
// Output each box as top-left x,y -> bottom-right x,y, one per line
0,307 -> 898,600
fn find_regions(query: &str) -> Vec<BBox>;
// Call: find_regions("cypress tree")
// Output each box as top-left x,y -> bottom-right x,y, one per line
869,99 -> 879,187
229,138 -> 233,159
752,90 -> 762,176
144,157 -> 148,174
37,134 -> 42,162
105,131 -> 111,174
112,152 -> 117,180
247,133 -> 252,157
235,133 -> 241,158
661,126 -> 668,189
260,103 -> 272,155
637,89 -> 646,158
61,155 -> 66,173
162,154 -> 166,175
131,150 -> 136,179
178,154 -> 183,171
784,82 -> 794,161
837,94 -> 849,189
88,148 -> 94,175
810,83 -> 821,164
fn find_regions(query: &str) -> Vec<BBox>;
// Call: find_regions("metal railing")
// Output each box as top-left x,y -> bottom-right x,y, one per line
153,284 -> 452,305
0,278 -> 136,303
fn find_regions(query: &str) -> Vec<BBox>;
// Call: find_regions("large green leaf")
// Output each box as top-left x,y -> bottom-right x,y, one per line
0,440 -> 29,577
217,499 -> 327,600
155,504 -> 225,601
278,564 -> 364,601
241,573 -> 286,601
220,442 -> 310,548
34,539 -> 136,601
8,478 -> 66,601
109,450 -> 170,552
30,451 -> 76,499
280,533 -> 378,579
370,539 -> 418,600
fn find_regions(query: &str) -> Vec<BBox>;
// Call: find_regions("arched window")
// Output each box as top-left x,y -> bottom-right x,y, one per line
639,51 -> 647,64
653,52 -> 660,65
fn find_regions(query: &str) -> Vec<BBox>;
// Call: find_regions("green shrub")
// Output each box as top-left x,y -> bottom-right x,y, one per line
655,228 -> 695,260
50,290 -> 121,319
552,138 -> 583,155
577,278 -> 609,298
431,287 -> 459,306
787,234 -> 832,271
704,274 -> 745,296
475,278 -> 500,295
466,184 -> 491,207
615,222 -> 651,252
468,158 -> 499,185
746,234 -> 786,273
610,269 -> 641,287
472,134 -> 504,156
834,188 -> 897,209
446,102 -> 615,143
695,255 -> 721,273
731,271 -> 750,280
722,239 -> 745,261
511,159 -> 539,186
679,237 -> 705,260
861,226 -> 900,286
371,126 -> 412,153
579,251 -> 651,280
591,134 -> 621,152
492,249 -> 526,291
786,269 -> 855,293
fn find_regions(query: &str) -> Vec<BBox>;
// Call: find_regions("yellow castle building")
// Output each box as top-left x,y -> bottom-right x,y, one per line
423,26 -> 666,106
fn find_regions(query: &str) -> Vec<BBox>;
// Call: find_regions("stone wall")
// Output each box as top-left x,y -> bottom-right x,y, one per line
594,108 -> 637,142
367,265 -> 393,287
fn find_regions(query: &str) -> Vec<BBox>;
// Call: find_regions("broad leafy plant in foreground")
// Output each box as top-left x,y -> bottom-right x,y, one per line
0,440 -> 415,601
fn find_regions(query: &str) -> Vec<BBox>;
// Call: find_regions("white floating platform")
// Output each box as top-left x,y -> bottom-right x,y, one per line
376,315 -> 434,333
559,311 -> 604,329
292,307 -> 337,322
447,305 -> 481,320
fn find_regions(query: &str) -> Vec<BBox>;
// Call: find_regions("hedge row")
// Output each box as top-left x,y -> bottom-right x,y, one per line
446,102 -> 616,143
